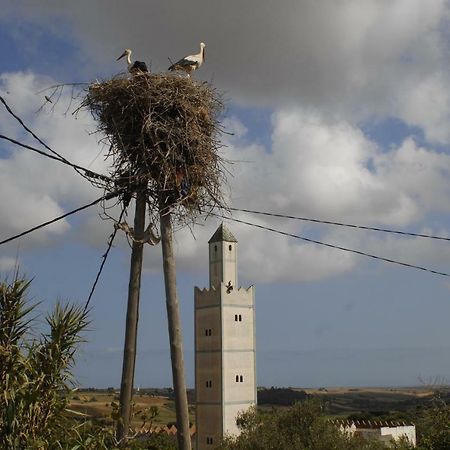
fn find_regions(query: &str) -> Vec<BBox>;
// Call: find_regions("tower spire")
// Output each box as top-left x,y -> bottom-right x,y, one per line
208,223 -> 238,289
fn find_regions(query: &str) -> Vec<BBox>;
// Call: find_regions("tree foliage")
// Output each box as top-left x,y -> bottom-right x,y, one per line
414,395 -> 450,450
217,399 -> 388,450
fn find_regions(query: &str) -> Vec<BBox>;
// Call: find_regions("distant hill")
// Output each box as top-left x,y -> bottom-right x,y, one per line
257,387 -> 309,406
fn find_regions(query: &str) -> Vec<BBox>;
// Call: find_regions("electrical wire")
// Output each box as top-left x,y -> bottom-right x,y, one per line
0,190 -> 122,247
0,96 -> 111,183
0,134 -> 111,182
83,204 -> 128,312
1,95 -> 79,165
214,214 -> 450,278
230,207 -> 450,242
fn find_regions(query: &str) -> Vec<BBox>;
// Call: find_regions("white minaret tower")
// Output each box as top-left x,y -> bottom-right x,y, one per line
194,223 -> 256,449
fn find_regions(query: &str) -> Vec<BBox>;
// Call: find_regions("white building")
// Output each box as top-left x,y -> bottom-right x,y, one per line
194,224 -> 256,449
337,420 -> 416,447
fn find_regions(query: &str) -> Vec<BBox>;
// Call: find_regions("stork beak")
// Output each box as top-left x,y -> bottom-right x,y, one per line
117,51 -> 127,61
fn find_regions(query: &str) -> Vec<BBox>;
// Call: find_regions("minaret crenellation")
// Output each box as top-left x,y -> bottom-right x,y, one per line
195,223 -> 256,449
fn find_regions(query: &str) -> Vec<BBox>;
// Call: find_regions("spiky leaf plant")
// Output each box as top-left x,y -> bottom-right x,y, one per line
0,276 -> 89,449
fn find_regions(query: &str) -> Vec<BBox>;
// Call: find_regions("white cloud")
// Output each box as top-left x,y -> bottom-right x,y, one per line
5,0 -> 450,143
142,108 -> 450,282
2,71 -> 450,283
0,72 -> 109,248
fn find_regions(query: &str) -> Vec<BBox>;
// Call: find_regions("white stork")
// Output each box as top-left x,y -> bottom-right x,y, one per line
168,42 -> 205,77
117,49 -> 148,74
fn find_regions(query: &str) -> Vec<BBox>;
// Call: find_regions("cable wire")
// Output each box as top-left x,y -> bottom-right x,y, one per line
0,134 -> 111,182
215,214 -> 450,278
230,207 -> 450,242
0,96 -> 111,183
0,190 -> 122,247
83,204 -> 127,312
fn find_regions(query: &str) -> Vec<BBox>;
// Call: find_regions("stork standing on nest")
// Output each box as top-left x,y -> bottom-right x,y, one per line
168,42 -> 205,77
117,49 -> 148,74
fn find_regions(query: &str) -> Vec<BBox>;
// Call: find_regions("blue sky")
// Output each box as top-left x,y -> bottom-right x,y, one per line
1,0 -> 450,388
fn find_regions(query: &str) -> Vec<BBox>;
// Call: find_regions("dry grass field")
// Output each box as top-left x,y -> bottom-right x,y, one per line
299,386 -> 439,416
301,386 -> 434,396
69,386 -> 443,426
68,391 -> 194,428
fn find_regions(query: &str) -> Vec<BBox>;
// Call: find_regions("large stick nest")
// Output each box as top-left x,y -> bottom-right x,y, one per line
82,73 -> 226,224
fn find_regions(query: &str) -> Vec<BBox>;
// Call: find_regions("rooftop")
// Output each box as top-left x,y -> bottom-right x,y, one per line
208,223 -> 238,243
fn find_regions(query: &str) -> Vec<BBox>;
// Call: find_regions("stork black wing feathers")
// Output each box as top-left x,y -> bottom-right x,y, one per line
168,58 -> 197,71
130,61 -> 148,73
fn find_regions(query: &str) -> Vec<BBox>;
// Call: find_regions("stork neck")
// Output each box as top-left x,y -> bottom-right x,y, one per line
126,53 -> 132,66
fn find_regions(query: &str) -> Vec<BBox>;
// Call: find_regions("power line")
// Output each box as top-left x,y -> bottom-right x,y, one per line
1,95 -> 72,162
0,190 -> 122,247
0,96 -> 111,183
215,214 -> 450,278
0,134 -> 111,182
230,207 -> 450,242
84,204 -> 127,312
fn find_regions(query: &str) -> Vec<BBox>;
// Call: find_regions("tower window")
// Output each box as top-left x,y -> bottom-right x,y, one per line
206,436 -> 213,445
240,375 -> 244,382
236,374 -> 244,383
235,375 -> 239,382
235,314 -> 238,321
239,314 -> 242,322
206,380 -> 212,388
214,245 -> 217,252
205,328 -> 212,336
229,244 -> 232,251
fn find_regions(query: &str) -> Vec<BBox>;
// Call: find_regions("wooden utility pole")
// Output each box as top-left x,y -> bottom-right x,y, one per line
160,209 -> 192,450
117,189 -> 146,443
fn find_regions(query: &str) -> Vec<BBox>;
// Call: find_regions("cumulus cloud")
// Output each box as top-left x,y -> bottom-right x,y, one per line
5,0 -> 450,142
0,72 -> 109,248
141,109 -> 450,282
2,70 -> 450,283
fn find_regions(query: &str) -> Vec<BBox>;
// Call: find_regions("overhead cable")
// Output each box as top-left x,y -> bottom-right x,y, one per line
84,204 -> 128,312
0,190 -> 122,247
215,214 -> 450,278
230,207 -> 450,242
0,96 -> 111,183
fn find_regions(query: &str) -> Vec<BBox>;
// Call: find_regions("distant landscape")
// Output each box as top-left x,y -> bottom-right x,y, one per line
69,385 -> 450,428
